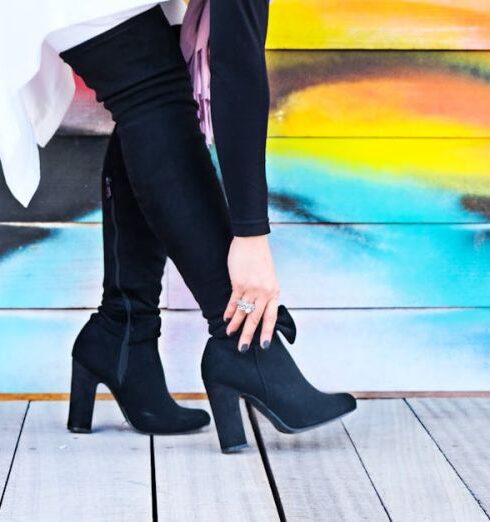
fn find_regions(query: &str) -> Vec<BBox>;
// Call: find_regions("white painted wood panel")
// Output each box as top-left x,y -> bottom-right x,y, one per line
153,401 -> 278,521
0,309 -> 489,393
255,408 -> 388,521
342,400 -> 487,522
144,308 -> 490,393
407,398 -> 490,518
0,401 -> 152,521
0,402 -> 27,493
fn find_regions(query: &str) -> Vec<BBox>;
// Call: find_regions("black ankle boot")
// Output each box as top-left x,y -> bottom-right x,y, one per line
202,305 -> 357,453
68,312 -> 210,434
67,130 -> 210,435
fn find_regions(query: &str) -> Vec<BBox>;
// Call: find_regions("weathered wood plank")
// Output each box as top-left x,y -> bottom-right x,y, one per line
266,51 -> 490,138
168,224 -> 490,309
343,400 -> 488,521
254,408 -> 388,521
0,309 -> 489,393
266,0 -> 490,49
0,136 -> 106,222
266,138 -> 490,224
407,398 -> 490,517
1,224 -> 490,309
3,136 -> 490,225
0,401 -> 152,521
153,401 -> 278,521
59,51 -> 490,138
0,403 -> 27,494
0,224 -> 168,309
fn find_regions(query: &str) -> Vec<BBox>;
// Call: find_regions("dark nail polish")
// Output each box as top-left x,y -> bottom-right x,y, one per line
261,340 -> 270,350
239,343 -> 249,353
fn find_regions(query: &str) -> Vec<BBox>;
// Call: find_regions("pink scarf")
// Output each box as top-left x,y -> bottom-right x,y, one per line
179,0 -> 214,146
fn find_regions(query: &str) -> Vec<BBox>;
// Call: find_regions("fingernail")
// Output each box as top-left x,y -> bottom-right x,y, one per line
261,340 -> 270,350
239,343 -> 249,353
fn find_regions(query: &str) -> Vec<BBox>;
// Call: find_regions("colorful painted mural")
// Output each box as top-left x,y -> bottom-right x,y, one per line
1,309 -> 489,393
1,223 -> 489,309
0,5 -> 489,393
267,51 -> 490,137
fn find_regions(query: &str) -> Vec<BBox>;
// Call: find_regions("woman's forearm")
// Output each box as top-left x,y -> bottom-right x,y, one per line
209,0 -> 271,237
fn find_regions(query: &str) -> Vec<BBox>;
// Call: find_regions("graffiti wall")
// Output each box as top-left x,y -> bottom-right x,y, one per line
0,1 -> 489,392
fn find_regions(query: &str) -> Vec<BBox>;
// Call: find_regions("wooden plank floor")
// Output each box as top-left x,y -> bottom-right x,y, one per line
0,399 -> 489,521
0,402 -> 153,521
0,403 -> 28,496
153,402 -> 278,521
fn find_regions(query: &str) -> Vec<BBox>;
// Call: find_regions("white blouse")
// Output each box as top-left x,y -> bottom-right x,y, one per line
45,5 -> 159,54
0,0 -> 187,208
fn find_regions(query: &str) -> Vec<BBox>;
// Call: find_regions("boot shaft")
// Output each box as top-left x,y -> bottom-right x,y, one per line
59,4 -> 234,325
100,130 -> 166,325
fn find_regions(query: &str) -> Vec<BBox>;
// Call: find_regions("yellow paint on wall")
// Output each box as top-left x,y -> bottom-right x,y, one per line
268,138 -> 490,196
267,0 -> 490,49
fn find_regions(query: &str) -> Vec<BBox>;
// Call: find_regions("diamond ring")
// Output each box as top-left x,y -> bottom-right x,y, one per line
236,298 -> 256,314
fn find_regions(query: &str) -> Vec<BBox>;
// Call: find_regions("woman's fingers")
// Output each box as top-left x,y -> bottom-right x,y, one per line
259,298 -> 278,350
225,291 -> 279,351
223,287 -> 242,324
225,235 -> 281,348
237,297 -> 267,352
226,291 -> 256,338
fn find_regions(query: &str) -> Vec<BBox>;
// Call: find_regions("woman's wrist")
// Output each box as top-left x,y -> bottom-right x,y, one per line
232,235 -> 268,242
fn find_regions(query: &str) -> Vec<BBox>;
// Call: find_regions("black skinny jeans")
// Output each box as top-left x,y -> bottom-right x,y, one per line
59,6 -> 237,335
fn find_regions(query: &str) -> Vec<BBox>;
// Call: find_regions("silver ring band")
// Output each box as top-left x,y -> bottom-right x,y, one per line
236,298 -> 256,314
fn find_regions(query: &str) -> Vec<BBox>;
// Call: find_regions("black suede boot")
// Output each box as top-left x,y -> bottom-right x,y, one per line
67,130 -> 210,435
59,6 -> 356,450
203,306 -> 357,453
59,6 -> 235,327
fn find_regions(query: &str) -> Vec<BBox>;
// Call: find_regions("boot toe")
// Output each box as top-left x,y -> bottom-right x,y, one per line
194,408 -> 212,428
180,407 -> 211,432
334,392 -> 357,416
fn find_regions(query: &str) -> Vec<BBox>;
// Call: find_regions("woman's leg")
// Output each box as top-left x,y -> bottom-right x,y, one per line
61,6 -> 233,435
59,5 -> 356,451
99,128 -> 166,338
60,6 -> 234,334
67,127 -> 210,435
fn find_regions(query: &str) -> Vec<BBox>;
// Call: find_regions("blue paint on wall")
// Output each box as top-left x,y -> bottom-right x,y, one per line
0,227 -> 102,308
267,155 -> 485,223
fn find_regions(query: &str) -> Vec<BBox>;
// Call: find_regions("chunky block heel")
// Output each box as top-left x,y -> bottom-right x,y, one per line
205,382 -> 248,454
67,359 -> 99,433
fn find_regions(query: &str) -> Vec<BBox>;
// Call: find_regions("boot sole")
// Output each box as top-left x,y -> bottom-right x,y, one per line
68,382 -> 211,436
242,393 -> 357,435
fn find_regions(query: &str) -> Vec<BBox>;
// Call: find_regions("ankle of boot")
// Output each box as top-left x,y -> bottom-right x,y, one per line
206,304 -> 297,344
97,307 -> 162,343
207,314 -> 229,339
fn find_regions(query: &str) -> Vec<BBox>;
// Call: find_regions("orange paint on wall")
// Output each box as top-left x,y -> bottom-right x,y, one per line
270,70 -> 490,137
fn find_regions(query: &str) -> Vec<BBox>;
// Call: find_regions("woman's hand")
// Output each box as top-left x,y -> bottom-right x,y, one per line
224,235 -> 280,352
